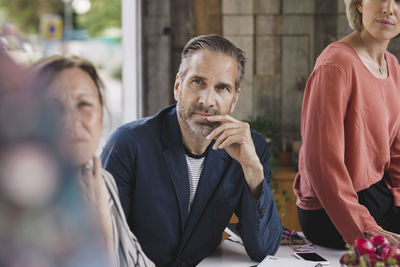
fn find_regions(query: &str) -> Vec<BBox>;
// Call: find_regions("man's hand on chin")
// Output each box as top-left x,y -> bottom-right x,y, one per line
206,115 -> 264,198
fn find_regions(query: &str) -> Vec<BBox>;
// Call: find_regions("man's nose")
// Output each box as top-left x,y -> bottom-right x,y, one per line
199,88 -> 216,107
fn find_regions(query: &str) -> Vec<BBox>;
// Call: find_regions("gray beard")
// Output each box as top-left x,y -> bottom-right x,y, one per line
177,105 -> 220,137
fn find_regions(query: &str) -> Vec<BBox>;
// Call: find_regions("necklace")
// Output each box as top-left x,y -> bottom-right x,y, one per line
358,32 -> 386,75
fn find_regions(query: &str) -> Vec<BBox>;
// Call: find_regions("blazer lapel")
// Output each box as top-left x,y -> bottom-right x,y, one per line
161,108 -> 190,229
180,146 -> 230,248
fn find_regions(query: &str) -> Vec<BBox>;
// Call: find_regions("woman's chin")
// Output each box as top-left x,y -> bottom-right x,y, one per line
66,153 -> 93,167
62,146 -> 95,167
62,142 -> 99,167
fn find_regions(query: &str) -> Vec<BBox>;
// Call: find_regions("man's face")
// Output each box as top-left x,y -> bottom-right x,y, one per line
174,50 -> 240,137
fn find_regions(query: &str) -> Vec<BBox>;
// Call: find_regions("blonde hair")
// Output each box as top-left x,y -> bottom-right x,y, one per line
344,0 -> 362,30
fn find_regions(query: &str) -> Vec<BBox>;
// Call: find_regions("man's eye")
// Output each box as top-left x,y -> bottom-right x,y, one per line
78,101 -> 92,108
193,79 -> 202,84
218,85 -> 230,92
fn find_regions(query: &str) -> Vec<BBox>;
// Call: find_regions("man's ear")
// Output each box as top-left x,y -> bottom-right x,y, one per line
173,73 -> 180,102
230,88 -> 241,113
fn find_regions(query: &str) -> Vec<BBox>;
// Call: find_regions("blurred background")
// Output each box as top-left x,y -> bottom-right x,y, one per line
2,0 -> 400,141
1,0 -> 400,231
0,0 -> 123,141
3,0 -> 400,147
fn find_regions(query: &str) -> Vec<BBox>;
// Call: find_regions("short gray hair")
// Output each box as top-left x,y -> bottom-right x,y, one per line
178,34 -> 246,91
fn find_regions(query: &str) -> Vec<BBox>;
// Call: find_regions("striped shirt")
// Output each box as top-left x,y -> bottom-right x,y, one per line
185,153 -> 206,212
102,169 -> 154,267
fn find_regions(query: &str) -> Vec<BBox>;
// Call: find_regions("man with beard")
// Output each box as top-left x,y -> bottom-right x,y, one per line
101,34 -> 282,266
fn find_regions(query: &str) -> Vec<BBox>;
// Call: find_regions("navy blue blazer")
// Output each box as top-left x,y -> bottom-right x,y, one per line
101,105 -> 282,266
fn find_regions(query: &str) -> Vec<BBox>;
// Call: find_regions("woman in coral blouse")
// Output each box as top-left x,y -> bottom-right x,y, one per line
294,0 -> 400,249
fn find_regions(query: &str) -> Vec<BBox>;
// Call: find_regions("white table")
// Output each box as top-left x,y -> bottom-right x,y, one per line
198,239 -> 347,266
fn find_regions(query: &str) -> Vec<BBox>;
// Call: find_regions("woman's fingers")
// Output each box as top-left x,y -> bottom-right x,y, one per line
376,229 -> 400,247
92,156 -> 102,180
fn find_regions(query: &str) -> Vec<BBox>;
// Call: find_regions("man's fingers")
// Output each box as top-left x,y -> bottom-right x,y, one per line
206,114 -> 238,123
212,128 -> 242,149
218,135 -> 242,149
207,122 -> 241,141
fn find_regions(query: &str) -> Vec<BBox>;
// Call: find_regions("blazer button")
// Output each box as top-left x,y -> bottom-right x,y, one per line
259,206 -> 265,217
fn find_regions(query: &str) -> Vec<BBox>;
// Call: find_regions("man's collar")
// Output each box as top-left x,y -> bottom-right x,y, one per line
183,143 -> 211,159
160,105 -> 182,148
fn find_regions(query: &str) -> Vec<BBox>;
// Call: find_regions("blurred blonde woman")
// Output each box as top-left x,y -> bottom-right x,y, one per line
32,56 -> 154,266
294,0 -> 400,249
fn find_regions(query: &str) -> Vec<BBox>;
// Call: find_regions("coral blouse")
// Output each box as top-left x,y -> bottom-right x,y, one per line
293,41 -> 400,244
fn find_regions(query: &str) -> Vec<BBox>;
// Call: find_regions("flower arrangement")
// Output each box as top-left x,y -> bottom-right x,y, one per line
340,235 -> 400,267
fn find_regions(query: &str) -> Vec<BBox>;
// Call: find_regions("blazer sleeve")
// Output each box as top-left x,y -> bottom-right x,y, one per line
235,131 -> 283,262
387,126 -> 400,207
301,64 -> 381,244
101,126 -> 137,218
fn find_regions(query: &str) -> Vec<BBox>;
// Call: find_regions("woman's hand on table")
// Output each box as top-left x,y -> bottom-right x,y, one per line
374,229 -> 400,247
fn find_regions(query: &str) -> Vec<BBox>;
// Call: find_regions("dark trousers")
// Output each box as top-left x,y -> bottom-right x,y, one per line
298,176 -> 400,249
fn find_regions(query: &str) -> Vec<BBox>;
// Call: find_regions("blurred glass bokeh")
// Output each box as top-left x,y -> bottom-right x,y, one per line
0,0 -> 123,143
0,51 -> 110,267
0,1 -> 121,264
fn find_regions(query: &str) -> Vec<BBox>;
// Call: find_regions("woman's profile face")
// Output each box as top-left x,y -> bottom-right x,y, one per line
358,0 -> 400,40
48,67 -> 103,166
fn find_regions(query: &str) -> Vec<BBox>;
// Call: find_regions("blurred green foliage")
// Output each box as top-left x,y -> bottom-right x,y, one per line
76,0 -> 121,38
246,116 -> 281,172
271,177 -> 295,217
248,116 -> 291,216
0,0 -> 121,38
0,0 -> 63,33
